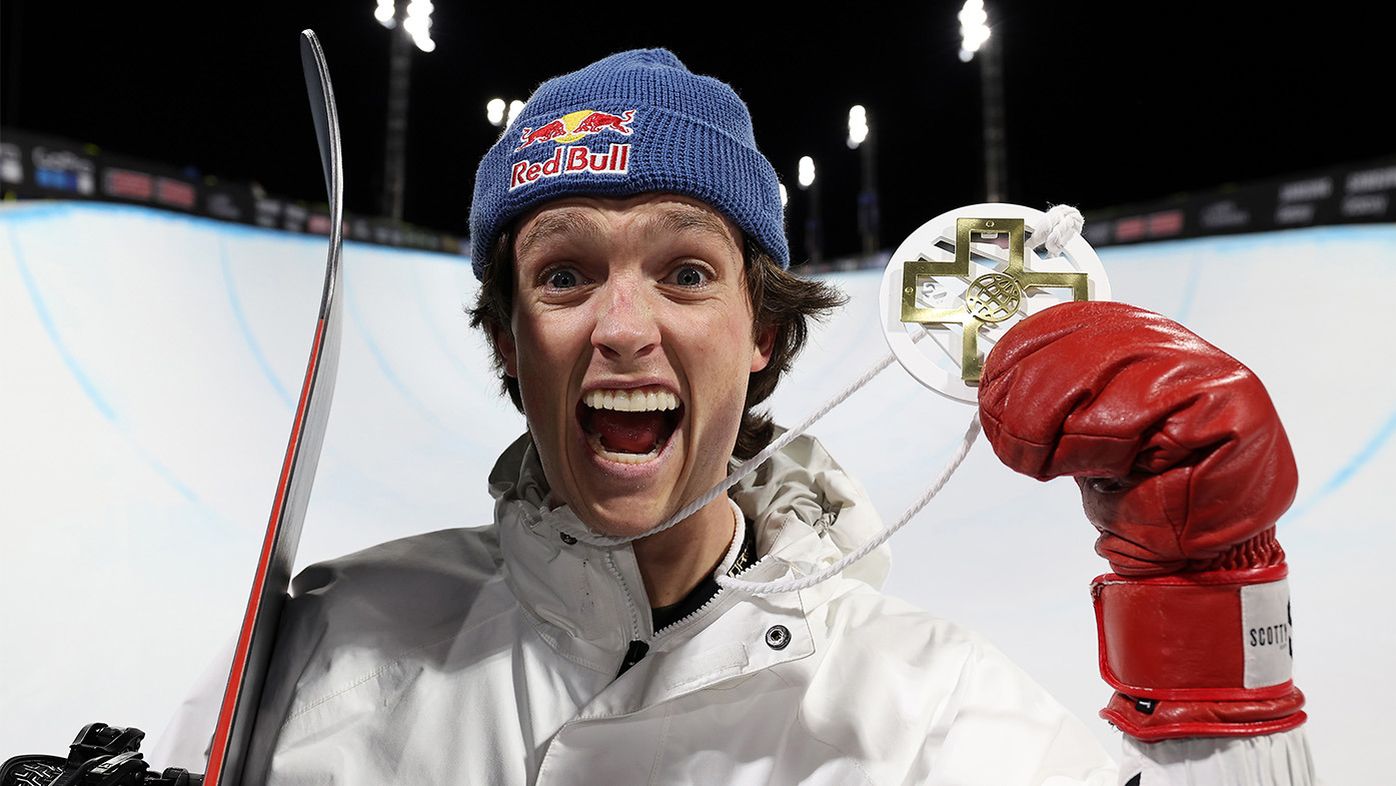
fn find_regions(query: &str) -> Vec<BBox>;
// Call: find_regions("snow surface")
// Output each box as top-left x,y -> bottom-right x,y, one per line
2,202 -> 1390,782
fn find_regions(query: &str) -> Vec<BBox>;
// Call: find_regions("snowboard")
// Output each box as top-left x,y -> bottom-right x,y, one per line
201,29 -> 345,786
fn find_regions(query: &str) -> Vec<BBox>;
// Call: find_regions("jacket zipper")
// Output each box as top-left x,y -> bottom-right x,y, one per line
607,529 -> 772,674
604,551 -> 648,676
650,553 -> 774,641
615,639 -> 649,677
649,512 -> 764,641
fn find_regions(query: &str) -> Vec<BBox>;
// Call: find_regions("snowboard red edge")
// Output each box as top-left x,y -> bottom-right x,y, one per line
201,29 -> 344,786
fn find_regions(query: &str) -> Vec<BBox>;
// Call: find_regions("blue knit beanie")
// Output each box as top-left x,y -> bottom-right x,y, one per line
468,48 -> 788,280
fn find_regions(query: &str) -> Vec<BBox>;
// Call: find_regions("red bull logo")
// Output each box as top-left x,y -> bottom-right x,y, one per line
514,109 -> 636,151
510,144 -> 630,190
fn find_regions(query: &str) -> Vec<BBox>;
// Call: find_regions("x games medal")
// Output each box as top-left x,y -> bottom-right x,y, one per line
879,203 -> 1111,402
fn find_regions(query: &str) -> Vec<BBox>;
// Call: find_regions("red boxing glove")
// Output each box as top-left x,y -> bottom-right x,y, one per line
978,301 -> 1305,741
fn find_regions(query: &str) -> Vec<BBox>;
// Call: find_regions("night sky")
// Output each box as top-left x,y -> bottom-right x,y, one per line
2,1 -> 1389,259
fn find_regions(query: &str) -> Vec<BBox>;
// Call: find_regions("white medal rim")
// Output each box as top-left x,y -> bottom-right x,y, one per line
879,203 -> 1113,403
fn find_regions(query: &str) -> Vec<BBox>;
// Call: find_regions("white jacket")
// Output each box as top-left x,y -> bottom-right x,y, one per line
229,433 -> 1313,785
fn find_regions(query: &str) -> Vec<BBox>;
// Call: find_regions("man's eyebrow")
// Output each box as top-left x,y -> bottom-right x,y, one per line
649,205 -> 740,254
515,210 -> 603,262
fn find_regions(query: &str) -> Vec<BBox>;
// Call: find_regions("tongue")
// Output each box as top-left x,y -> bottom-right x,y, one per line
591,410 -> 668,453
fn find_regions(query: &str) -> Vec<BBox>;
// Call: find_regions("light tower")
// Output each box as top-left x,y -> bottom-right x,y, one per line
847,105 -> 880,254
376,0 -> 436,221
959,0 -> 1007,203
798,156 -> 822,265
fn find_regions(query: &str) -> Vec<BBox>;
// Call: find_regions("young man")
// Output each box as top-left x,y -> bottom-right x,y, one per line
233,49 -> 1314,783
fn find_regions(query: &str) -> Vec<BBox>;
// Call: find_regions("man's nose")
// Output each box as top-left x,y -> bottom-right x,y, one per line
591,277 -> 660,363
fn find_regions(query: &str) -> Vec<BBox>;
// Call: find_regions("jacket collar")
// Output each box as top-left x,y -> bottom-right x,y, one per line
486,430 -> 891,671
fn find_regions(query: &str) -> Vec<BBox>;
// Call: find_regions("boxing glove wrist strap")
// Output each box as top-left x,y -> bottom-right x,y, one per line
1091,564 -> 1294,702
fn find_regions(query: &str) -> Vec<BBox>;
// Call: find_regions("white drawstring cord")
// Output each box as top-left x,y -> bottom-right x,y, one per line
568,334 -> 922,548
1026,205 -> 1083,257
560,332 -> 979,597
716,411 -> 980,595
557,204 -> 1082,593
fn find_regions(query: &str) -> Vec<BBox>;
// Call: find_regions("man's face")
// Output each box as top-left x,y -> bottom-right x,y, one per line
498,193 -> 774,537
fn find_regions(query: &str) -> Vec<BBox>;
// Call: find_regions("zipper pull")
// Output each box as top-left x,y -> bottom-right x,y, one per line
616,639 -> 650,678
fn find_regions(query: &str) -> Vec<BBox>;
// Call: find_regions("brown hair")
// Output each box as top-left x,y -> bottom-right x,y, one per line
468,230 -> 847,460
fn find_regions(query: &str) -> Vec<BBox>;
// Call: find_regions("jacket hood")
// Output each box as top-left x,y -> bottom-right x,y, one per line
486,428 -> 891,591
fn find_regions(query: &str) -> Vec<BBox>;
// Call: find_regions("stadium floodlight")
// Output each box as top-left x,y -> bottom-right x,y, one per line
798,157 -> 822,263
374,0 -> 396,28
847,105 -> 869,149
779,183 -> 788,207
957,0 -> 1006,202
487,99 -> 507,127
848,105 -> 879,252
404,0 -> 435,52
378,0 -> 436,219
507,100 -> 526,128
959,0 -> 990,62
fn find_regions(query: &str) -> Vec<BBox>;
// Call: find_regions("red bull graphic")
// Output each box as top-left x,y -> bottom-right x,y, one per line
515,109 -> 636,151
515,119 -> 568,151
510,144 -> 630,190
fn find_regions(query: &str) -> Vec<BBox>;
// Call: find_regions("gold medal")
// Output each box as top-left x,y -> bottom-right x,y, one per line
880,204 -> 1111,402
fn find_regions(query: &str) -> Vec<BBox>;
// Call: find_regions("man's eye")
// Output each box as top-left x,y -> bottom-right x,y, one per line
669,264 -> 710,287
545,268 -> 580,289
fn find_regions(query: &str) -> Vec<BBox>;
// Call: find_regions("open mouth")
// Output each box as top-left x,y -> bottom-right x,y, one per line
577,387 -> 684,464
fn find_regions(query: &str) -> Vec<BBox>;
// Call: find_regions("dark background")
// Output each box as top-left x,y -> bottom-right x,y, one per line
2,0 -> 1389,259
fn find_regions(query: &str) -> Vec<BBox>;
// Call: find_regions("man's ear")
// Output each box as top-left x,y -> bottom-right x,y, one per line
495,326 -> 519,377
750,322 -> 777,373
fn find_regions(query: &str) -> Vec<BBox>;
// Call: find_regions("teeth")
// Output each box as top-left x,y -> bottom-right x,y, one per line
583,388 -> 679,412
587,432 -> 661,463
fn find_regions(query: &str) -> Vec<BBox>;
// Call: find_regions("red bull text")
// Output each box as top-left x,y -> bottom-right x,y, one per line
510,144 -> 631,190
